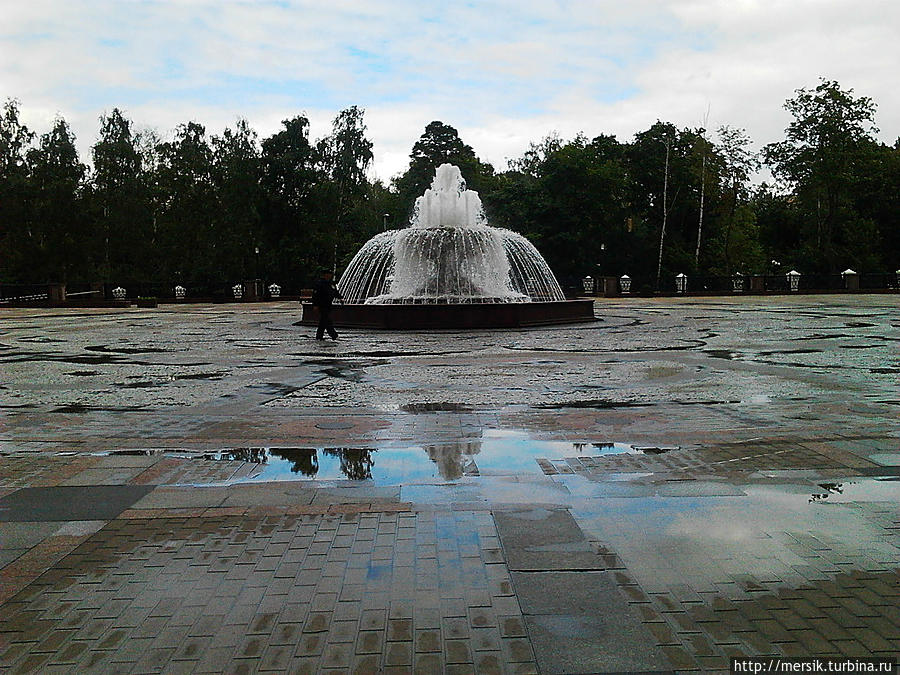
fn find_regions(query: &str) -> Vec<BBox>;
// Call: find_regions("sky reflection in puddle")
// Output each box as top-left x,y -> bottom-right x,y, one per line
202,430 -> 656,484
570,479 -> 899,586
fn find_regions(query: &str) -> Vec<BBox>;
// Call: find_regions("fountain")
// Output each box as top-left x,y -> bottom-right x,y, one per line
302,164 -> 595,329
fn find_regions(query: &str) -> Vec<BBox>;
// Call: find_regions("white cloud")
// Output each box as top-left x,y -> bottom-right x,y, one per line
3,0 -> 898,182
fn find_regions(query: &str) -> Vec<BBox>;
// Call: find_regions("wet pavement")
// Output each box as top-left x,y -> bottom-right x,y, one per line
0,296 -> 898,673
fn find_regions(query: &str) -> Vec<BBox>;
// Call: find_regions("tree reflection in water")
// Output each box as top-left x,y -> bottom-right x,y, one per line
322,448 -> 375,480
269,448 -> 319,476
268,447 -> 375,480
211,448 -> 268,464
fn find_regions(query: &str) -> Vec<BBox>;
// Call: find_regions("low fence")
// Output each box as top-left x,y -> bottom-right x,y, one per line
574,271 -> 899,297
0,280 -> 313,307
3,272 -> 898,307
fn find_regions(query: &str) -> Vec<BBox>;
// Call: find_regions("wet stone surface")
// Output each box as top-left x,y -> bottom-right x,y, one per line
0,296 -> 898,673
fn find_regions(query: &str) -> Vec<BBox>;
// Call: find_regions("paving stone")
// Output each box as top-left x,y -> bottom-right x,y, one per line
385,641 -> 412,666
493,509 -> 601,571
415,629 -> 441,653
0,485 -> 154,521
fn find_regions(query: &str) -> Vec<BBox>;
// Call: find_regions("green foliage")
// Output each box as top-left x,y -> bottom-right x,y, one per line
25,119 -> 88,282
90,108 -> 154,281
2,79 -> 898,291
0,100 -> 35,282
393,121 -> 496,219
763,79 -> 880,272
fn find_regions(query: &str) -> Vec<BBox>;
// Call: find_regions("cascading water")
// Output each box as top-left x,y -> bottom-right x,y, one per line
339,164 -> 565,305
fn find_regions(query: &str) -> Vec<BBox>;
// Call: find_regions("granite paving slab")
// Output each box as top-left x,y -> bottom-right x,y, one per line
0,484 -> 154,521
494,508 -> 602,571
512,571 -> 671,674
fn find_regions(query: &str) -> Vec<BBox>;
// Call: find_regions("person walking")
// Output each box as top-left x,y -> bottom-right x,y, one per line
312,269 -> 343,340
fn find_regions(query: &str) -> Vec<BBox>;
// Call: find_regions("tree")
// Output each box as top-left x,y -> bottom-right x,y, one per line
317,106 -> 375,271
489,133 -> 629,286
211,119 -> 262,281
764,79 -> 879,271
260,115 -> 327,284
154,122 -> 216,282
713,125 -> 760,273
628,122 -> 702,288
25,118 -> 88,282
0,99 -> 35,282
393,121 -> 495,219
90,108 -> 152,281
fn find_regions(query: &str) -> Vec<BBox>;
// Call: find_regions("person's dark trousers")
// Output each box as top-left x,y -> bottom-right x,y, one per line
316,306 -> 338,339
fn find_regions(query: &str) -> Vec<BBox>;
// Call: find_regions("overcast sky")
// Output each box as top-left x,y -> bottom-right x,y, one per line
3,0 -> 898,181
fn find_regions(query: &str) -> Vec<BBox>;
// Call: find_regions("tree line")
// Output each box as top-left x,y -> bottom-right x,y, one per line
1,79 -> 897,292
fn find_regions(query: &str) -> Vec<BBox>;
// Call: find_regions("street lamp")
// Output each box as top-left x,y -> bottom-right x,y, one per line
383,213 -> 390,231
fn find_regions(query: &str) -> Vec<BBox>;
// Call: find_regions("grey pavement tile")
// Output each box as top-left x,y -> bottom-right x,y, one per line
525,614 -> 672,674
0,485 -> 154,521
511,571 -> 670,673
493,508 -> 602,571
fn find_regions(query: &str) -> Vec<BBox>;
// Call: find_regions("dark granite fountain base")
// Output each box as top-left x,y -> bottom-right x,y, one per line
299,300 -> 596,329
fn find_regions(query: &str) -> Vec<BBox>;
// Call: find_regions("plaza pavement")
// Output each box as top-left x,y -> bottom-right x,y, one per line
0,296 -> 897,674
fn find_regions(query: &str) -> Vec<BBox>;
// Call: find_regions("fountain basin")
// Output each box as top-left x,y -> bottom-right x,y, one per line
300,299 -> 595,330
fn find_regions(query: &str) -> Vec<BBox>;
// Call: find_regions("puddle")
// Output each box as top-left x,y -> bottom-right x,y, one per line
85,345 -> 174,354
704,349 -> 737,360
571,478 -> 899,587
532,400 -> 653,410
401,402 -> 473,413
807,478 -> 900,503
757,348 -> 822,356
246,382 -> 301,397
120,372 -> 228,388
51,404 -> 148,413
188,431 -> 669,484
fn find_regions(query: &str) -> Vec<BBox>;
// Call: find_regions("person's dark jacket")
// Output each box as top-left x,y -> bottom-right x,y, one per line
312,278 -> 342,308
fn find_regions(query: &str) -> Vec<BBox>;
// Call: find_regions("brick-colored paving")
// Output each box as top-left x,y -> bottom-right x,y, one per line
1,297 -> 898,673
0,509 -> 535,675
